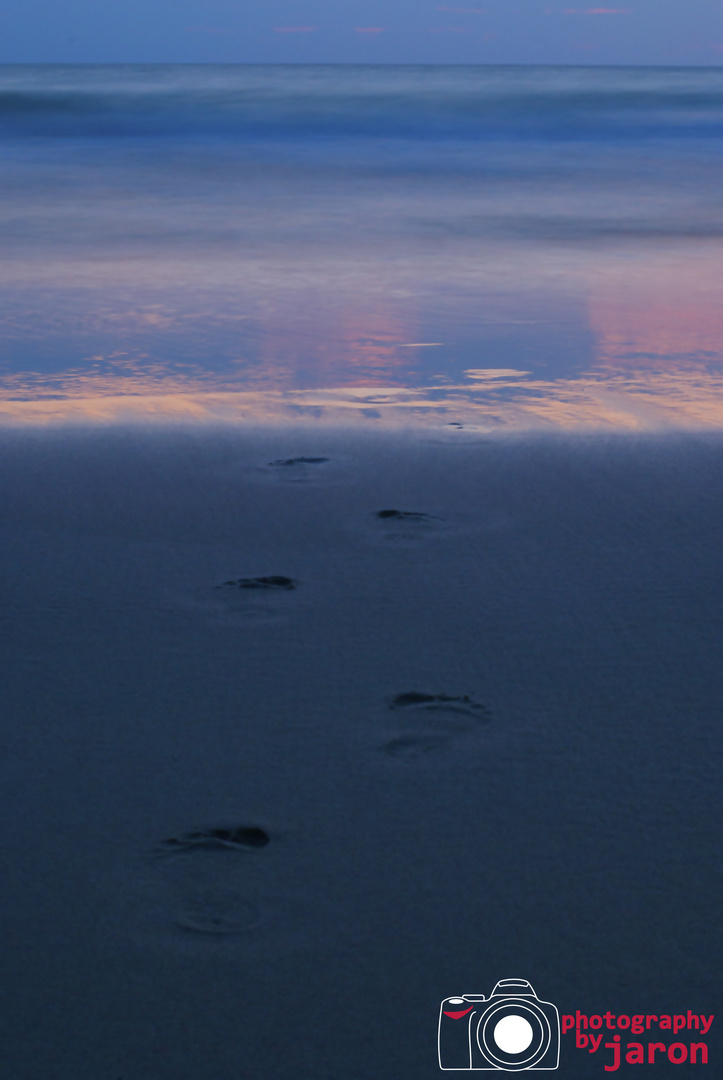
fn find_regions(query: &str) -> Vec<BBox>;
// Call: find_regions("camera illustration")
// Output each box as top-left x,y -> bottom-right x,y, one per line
438,978 -> 560,1071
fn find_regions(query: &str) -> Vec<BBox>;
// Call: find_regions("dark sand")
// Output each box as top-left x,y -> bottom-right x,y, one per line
0,426 -> 720,1078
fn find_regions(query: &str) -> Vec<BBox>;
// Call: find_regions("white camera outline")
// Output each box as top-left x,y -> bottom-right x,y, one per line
438,980 -> 560,1071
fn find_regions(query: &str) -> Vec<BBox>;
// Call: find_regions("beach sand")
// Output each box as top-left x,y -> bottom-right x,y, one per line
0,425 -> 720,1078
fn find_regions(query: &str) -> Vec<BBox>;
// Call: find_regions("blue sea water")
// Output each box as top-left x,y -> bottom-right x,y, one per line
2,64 -> 723,426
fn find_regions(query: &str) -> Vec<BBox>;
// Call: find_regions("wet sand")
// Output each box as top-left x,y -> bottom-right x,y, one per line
0,425 -> 720,1078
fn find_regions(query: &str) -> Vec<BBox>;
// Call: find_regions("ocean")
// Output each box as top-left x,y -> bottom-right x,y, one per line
2,64 -> 723,427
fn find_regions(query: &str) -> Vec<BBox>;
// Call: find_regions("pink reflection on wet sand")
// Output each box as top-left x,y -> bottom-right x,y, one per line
588,254 -> 723,371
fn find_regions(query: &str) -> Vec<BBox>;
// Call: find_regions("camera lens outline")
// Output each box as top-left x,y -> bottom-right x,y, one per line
478,1001 -> 551,1070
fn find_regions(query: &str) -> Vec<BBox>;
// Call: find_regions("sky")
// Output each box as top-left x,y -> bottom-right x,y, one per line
0,0 -> 722,65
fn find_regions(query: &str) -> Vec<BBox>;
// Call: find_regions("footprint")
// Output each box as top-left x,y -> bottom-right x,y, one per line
150,825 -> 272,937
264,457 -> 331,484
268,457 -> 329,467
137,824 -> 337,957
161,826 -> 271,853
376,509 -> 440,522
390,692 -> 491,720
216,576 -> 298,592
379,692 -> 492,762
184,575 -> 300,625
372,509 -> 446,545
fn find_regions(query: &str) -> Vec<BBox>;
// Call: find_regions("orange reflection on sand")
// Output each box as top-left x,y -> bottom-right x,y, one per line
497,370 -> 723,429
0,356 -> 232,401
3,367 -> 723,429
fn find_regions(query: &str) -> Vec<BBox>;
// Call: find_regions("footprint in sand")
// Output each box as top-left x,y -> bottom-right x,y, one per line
161,826 -> 272,852
371,508 -> 509,545
379,692 -> 492,761
376,509 -> 440,523
372,509 -> 446,545
152,826 -> 271,935
140,823 -> 334,956
217,575 -> 298,592
390,691 -> 491,717
265,456 -> 331,483
269,456 -> 330,467
184,575 -> 300,625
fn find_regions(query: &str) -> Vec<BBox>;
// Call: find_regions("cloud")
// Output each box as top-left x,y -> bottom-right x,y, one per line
273,26 -> 318,33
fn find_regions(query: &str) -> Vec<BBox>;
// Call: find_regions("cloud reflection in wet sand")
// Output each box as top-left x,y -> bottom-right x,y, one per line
3,366 -> 723,429
589,255 -> 723,372
3,245 -> 723,430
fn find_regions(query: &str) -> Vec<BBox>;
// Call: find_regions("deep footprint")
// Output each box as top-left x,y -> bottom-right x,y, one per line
390,692 -> 491,720
269,457 -> 329,467
161,826 -> 271,852
217,576 -> 298,591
